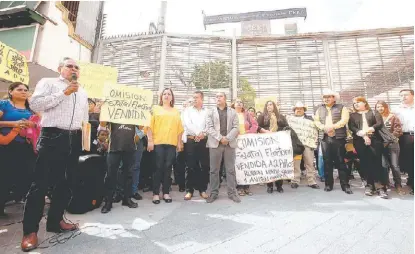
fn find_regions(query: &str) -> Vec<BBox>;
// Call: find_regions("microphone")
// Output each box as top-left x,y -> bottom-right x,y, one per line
71,73 -> 77,83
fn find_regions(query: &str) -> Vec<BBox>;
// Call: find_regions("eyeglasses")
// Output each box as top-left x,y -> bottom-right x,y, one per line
65,64 -> 80,70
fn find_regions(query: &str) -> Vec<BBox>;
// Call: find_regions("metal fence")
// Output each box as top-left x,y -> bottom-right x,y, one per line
97,26 -> 414,113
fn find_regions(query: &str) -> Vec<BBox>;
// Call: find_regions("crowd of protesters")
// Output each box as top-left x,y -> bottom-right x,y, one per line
0,57 -> 413,252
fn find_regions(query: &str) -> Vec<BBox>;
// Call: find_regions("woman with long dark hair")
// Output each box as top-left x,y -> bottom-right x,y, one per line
349,96 -> 388,198
146,88 -> 184,204
374,100 -> 405,195
256,101 -> 305,194
0,82 -> 36,216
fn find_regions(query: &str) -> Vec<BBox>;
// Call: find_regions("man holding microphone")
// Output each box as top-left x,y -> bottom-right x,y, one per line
21,57 -> 89,252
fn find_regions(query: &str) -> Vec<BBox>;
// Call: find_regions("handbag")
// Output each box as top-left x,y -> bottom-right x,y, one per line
378,126 -> 399,145
371,111 -> 398,145
19,115 -> 41,153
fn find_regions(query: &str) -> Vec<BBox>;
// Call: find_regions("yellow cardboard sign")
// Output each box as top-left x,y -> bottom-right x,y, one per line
254,97 -> 276,112
100,84 -> 153,126
0,41 -> 29,85
77,62 -> 118,99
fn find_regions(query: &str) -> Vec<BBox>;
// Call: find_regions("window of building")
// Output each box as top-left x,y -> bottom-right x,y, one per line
62,1 -> 79,29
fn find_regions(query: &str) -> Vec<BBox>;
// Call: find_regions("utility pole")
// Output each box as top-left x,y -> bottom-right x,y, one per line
157,1 -> 167,32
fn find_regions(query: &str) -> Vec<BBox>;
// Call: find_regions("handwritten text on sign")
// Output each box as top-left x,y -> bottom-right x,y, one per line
100,84 -> 153,126
235,131 -> 294,185
77,62 -> 118,99
286,115 -> 318,149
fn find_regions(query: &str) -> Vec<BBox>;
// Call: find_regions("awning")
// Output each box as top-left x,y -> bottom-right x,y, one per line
0,5 -> 46,28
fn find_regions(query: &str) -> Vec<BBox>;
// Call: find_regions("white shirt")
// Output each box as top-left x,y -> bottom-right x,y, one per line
30,76 -> 89,130
394,104 -> 415,132
182,106 -> 208,143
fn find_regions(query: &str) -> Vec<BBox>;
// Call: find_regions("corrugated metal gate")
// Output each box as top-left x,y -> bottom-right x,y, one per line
97,26 -> 413,112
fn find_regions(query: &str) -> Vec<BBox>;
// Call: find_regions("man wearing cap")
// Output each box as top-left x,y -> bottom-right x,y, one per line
314,89 -> 352,194
288,102 -> 320,189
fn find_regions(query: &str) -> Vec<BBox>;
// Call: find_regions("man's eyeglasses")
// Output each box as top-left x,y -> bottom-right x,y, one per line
65,64 -> 80,70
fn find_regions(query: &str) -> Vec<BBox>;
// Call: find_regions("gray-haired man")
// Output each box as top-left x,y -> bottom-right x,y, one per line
21,57 -> 89,251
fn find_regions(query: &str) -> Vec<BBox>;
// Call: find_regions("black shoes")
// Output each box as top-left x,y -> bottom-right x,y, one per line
291,183 -> 299,189
324,186 -> 333,192
309,184 -> 320,189
132,193 -> 143,200
343,187 -> 353,194
101,202 -> 113,214
267,187 -> 273,194
276,186 -> 284,193
122,198 -> 138,208
101,198 -> 137,213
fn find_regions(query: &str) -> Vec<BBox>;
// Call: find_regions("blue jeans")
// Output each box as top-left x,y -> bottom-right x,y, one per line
132,140 -> 144,194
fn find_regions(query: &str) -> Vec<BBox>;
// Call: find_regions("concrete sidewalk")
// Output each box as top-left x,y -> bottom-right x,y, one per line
1,179 -> 413,254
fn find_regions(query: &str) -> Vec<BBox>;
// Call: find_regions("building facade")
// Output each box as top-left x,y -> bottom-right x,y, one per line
0,1 -> 103,96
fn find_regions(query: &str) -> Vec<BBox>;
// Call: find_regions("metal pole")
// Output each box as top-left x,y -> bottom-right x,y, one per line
232,28 -> 237,100
157,1 -> 167,32
322,39 -> 334,90
158,35 -> 167,95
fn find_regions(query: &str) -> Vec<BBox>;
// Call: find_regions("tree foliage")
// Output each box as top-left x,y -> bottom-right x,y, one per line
190,61 -> 256,108
238,78 -> 256,109
191,61 -> 230,90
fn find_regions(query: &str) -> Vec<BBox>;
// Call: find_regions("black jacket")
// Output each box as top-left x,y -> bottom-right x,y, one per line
257,114 -> 304,155
348,110 -> 384,140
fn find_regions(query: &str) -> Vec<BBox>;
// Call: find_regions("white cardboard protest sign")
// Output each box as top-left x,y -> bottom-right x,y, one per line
286,115 -> 318,149
235,131 -> 294,185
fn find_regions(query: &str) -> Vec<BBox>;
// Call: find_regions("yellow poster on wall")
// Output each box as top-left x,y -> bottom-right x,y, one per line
100,84 -> 153,126
255,97 -> 276,112
77,62 -> 118,99
0,41 -> 29,85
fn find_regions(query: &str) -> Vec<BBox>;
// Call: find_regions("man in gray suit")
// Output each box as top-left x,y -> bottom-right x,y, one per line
205,92 -> 240,203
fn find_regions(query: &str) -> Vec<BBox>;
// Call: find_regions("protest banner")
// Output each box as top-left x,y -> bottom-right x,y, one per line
0,41 -> 29,85
100,84 -> 153,126
77,62 -> 118,99
235,131 -> 294,185
286,115 -> 318,149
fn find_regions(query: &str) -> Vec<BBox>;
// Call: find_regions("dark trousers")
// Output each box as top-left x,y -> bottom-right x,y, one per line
321,136 -> 349,188
105,151 -> 134,201
139,150 -> 154,190
399,134 -> 414,189
267,180 -> 283,189
0,141 -> 35,210
153,145 -> 176,195
23,128 -> 81,235
354,138 -> 386,188
173,151 -> 186,189
382,142 -> 402,187
184,139 -> 209,194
